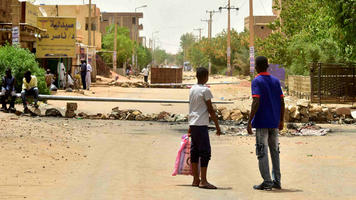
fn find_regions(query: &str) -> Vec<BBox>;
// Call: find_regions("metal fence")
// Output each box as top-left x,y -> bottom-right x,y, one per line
310,63 -> 356,104
288,75 -> 311,100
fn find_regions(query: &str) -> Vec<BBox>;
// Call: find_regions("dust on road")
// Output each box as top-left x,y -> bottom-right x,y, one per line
0,113 -> 355,200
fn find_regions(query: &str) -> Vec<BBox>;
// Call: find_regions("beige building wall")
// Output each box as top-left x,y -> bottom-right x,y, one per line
244,16 -> 277,40
39,4 -> 102,50
101,12 -> 144,45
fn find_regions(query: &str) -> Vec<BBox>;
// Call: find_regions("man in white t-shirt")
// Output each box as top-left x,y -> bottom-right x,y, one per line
142,66 -> 149,83
188,67 -> 221,189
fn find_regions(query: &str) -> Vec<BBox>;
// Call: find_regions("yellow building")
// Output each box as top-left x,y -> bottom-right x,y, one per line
37,4 -> 102,81
38,4 -> 101,50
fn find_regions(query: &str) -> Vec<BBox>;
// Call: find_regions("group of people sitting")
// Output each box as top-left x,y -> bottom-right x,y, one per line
0,69 -> 39,113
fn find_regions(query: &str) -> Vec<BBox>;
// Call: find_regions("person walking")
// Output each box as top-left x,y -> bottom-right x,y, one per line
142,66 -> 149,83
247,56 -> 285,190
0,68 -> 16,112
80,60 -> 87,90
21,70 -> 39,113
86,62 -> 92,90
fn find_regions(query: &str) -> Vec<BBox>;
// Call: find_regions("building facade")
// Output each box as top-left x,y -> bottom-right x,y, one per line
38,4 -> 102,50
244,16 -> 277,40
100,12 -> 143,45
0,0 -> 45,51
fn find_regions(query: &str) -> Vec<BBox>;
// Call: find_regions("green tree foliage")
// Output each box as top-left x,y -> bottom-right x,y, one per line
102,25 -> 134,67
256,0 -> 355,75
180,33 -> 196,61
153,48 -> 169,65
0,45 -> 49,94
178,29 -> 250,75
137,45 -> 152,69
102,25 -> 152,69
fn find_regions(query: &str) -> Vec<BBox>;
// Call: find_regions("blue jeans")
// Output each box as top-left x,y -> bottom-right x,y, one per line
256,128 -> 281,184
21,87 -> 39,108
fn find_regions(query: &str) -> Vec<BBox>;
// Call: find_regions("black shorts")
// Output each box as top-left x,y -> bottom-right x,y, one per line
190,126 -> 211,167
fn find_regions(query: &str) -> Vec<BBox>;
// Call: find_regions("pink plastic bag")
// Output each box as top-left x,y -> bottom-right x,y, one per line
172,134 -> 192,176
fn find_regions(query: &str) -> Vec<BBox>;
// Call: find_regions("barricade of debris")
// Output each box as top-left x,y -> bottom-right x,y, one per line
107,81 -> 149,88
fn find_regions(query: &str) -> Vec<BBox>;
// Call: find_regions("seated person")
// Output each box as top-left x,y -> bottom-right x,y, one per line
0,68 -> 16,112
21,71 -> 39,112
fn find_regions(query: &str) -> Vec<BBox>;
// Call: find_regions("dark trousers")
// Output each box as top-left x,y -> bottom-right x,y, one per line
144,76 -> 148,83
21,87 -> 39,108
1,90 -> 16,108
190,126 -> 211,167
81,73 -> 86,89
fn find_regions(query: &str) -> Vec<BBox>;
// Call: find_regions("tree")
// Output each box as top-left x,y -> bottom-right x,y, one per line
153,48 -> 168,65
102,25 -> 134,68
0,45 -> 49,94
180,33 -> 196,61
179,29 -> 250,75
255,0 -> 355,75
137,45 -> 152,70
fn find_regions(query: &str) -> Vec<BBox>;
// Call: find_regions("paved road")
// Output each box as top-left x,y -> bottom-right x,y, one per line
38,121 -> 356,200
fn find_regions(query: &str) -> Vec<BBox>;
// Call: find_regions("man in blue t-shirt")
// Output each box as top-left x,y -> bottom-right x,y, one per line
247,56 -> 285,190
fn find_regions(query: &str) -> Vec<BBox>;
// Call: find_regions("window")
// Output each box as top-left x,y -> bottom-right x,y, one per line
85,17 -> 97,31
85,23 -> 96,31
132,17 -> 136,24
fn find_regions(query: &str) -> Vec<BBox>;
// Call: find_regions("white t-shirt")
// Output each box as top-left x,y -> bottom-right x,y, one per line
189,84 -> 213,126
142,68 -> 149,76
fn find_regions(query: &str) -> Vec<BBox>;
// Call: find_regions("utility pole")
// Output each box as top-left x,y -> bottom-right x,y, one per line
92,4 -> 97,82
219,0 -> 239,76
11,0 -> 20,47
113,16 -> 118,73
88,0 -> 92,48
193,28 -> 203,41
202,10 -> 219,74
249,0 -> 255,75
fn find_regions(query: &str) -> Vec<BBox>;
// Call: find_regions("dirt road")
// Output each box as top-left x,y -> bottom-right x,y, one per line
1,113 -> 356,200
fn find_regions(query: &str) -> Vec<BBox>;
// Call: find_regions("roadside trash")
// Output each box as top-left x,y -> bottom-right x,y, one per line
307,154 -> 313,157
351,110 -> 356,119
288,122 -> 330,136
172,134 -> 192,176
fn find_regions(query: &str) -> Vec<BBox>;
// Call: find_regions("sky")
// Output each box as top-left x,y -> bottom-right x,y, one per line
35,0 -> 274,54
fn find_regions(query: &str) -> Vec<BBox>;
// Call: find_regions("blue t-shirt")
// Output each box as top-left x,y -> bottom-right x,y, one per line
251,72 -> 283,128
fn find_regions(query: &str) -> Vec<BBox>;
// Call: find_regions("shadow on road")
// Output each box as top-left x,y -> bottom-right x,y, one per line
176,184 -> 233,190
267,188 -> 303,193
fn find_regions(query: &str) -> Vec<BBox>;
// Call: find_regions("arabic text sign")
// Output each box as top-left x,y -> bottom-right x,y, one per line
249,46 -> 255,74
12,26 -> 19,46
36,17 -> 76,58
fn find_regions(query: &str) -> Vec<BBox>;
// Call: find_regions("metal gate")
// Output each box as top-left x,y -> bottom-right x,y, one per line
310,63 -> 356,104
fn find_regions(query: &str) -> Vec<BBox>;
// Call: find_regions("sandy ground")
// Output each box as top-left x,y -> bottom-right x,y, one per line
0,112 -> 356,199
43,74 -> 251,116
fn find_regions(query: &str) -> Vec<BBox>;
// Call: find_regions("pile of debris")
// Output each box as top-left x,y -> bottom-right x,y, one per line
59,105 -> 189,122
108,81 -> 149,88
283,122 -> 330,136
284,100 -> 355,124
216,106 -> 249,122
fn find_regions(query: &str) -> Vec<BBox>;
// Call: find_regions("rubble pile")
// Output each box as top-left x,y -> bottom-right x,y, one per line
284,100 -> 355,124
72,106 -> 189,122
284,122 -> 330,136
108,81 -> 149,88
216,106 -> 249,122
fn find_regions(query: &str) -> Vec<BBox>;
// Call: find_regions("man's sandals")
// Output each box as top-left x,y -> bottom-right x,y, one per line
199,182 -> 217,189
